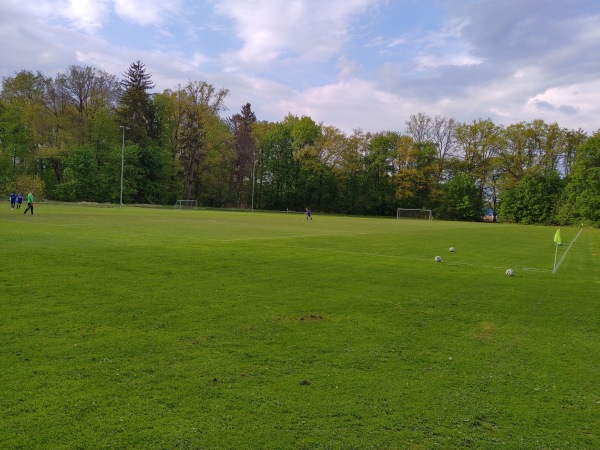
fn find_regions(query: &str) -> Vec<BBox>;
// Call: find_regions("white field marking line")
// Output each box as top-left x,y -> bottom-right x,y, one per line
259,242 -> 552,272
553,227 -> 584,274
521,267 -> 553,272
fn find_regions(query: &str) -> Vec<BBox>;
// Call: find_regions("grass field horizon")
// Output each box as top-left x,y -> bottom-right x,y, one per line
2,204 -> 599,448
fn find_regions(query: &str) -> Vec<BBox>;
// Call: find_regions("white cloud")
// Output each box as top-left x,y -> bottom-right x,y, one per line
1,0 -> 599,136
365,36 -> 386,48
2,0 -> 61,20
2,0 -> 184,33
214,0 -> 380,69
276,78 -> 415,133
158,52 -> 213,75
63,0 -> 111,32
526,81 -> 600,129
74,48 -> 128,75
387,38 -> 406,48
336,56 -> 362,79
405,66 -> 600,134
414,52 -> 482,70
113,0 -> 183,26
411,18 -> 482,70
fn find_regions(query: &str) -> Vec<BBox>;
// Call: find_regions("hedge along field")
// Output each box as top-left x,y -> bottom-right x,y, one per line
1,204 -> 599,449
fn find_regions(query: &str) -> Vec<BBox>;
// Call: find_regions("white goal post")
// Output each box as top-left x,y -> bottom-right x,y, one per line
397,208 -> 432,221
175,199 -> 198,209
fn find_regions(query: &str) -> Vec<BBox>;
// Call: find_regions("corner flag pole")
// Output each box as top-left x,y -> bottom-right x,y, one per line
552,228 -> 561,273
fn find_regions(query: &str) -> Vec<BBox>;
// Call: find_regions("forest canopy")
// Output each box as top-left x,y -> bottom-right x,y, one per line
1,62 -> 599,226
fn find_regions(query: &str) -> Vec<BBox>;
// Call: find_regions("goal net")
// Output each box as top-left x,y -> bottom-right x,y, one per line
175,199 -> 197,209
397,208 -> 432,220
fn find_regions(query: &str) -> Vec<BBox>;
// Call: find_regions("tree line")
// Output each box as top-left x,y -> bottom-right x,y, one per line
1,61 -> 599,226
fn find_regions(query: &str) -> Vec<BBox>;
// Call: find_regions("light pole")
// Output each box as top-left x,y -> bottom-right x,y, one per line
251,151 -> 256,212
119,125 -> 128,208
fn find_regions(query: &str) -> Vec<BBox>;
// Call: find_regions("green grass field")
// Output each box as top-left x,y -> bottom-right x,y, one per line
1,204 -> 599,449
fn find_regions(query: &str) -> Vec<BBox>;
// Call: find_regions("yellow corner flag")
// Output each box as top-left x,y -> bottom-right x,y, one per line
554,228 -> 562,246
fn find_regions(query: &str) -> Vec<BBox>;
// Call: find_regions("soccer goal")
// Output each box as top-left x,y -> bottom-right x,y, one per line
397,208 -> 432,221
175,199 -> 198,209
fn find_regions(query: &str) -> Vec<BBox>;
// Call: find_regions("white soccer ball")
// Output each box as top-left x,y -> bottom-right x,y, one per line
435,256 -> 442,262
449,247 -> 455,252
505,269 -> 514,276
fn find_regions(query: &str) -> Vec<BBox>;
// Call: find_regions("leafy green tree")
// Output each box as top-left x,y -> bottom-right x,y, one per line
294,129 -> 338,211
135,144 -> 165,204
561,128 -> 588,176
177,81 -> 229,200
54,149 -> 105,201
429,115 -> 457,182
395,136 -> 438,210
255,114 -> 326,211
405,112 -> 457,183
364,131 -> 399,215
405,112 -> 432,144
497,122 -> 536,188
0,70 -> 48,103
288,115 -> 330,210
498,120 -> 567,188
193,119 -> 232,208
152,91 -> 183,203
21,175 -> 46,198
227,103 -> 256,207
559,132 -> 600,226
0,71 -> 52,175
288,114 -> 321,150
56,65 -> 121,146
536,121 -> 565,174
499,172 -> 563,224
89,106 -> 120,165
0,100 -> 31,176
259,122 -> 296,209
155,81 -> 229,202
437,172 -> 481,221
249,120 -> 276,209
454,119 -> 502,212
333,129 -> 368,214
0,68 -> 120,197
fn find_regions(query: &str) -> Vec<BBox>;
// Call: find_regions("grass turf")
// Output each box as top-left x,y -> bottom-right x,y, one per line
1,204 -> 599,448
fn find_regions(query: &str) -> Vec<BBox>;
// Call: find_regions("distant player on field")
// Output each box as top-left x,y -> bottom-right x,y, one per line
16,193 -> 23,209
9,192 -> 17,210
23,191 -> 34,215
305,208 -> 312,221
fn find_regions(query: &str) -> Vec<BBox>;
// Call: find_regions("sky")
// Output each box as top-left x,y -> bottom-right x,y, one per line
1,0 -> 599,135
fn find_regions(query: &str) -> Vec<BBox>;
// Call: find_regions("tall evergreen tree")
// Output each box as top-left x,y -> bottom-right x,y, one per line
117,61 -> 156,147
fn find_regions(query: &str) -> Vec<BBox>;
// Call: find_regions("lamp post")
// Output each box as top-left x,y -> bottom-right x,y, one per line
251,151 -> 256,212
119,125 -> 128,208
